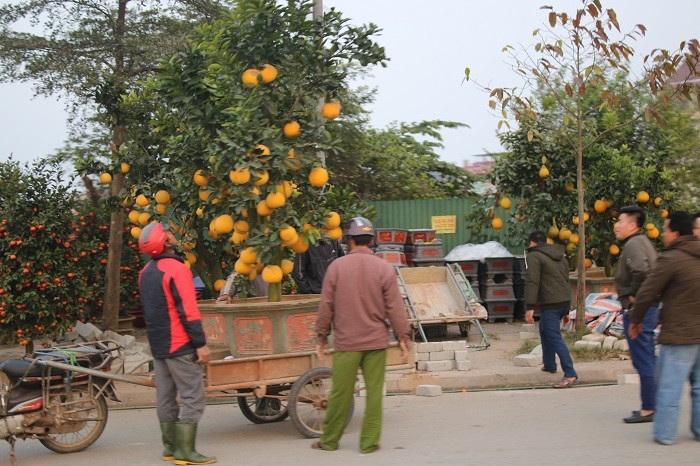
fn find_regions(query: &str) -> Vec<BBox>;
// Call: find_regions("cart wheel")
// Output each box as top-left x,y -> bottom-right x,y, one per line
237,385 -> 290,424
288,367 -> 354,438
459,322 -> 471,337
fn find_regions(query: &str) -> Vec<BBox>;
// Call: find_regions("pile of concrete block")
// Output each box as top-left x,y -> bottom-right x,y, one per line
573,333 -> 628,351
414,341 -> 472,372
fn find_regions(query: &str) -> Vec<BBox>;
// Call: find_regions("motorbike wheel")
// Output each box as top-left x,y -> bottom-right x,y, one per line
39,386 -> 108,454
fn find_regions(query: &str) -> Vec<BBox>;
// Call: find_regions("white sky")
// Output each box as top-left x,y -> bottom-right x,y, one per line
1,0 -> 698,167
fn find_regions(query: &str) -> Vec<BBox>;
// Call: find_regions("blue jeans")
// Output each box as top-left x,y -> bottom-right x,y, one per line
539,305 -> 577,378
653,344 -> 700,444
623,307 -> 659,411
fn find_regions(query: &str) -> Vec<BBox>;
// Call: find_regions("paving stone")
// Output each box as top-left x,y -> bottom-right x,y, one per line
442,341 -> 468,351
617,373 -> 640,385
521,324 -> 537,332
429,350 -> 455,361
422,360 -> 453,372
454,350 -> 471,361
454,360 -> 472,371
603,336 -> 618,349
415,342 -> 443,353
415,384 -> 442,396
582,333 -> 606,343
513,354 -> 539,367
519,331 -> 540,340
614,339 -> 629,351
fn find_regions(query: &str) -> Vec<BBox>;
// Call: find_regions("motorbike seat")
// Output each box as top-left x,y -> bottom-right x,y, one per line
0,351 -> 106,381
0,359 -> 44,379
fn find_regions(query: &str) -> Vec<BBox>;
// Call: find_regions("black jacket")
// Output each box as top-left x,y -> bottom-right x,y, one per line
525,243 -> 571,307
292,240 -> 344,294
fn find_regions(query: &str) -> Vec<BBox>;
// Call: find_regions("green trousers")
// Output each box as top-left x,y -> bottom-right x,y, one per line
319,348 -> 387,453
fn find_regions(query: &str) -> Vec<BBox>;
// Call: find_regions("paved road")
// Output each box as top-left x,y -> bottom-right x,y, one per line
2,384 -> 697,466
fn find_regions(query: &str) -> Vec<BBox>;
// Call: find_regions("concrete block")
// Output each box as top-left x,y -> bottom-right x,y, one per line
603,336 -> 618,349
415,352 -> 430,361
454,360 -> 472,371
415,384 -> 442,397
442,341 -> 468,351
102,330 -> 125,347
75,321 -> 103,341
64,330 -> 80,342
122,334 -> 136,350
513,354 -> 540,367
574,340 -> 589,349
416,361 -> 428,371
454,350 -> 471,361
519,331 -> 540,341
429,350 -> 455,361
617,373 -> 640,385
585,341 -> 602,349
415,342 -> 442,353
582,333 -> 606,343
614,339 -> 629,351
530,344 -> 543,356
124,355 -> 151,375
521,324 -> 537,332
423,360 -> 454,372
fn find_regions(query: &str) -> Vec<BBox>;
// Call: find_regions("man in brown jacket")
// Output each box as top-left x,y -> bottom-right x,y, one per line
312,217 -> 411,454
630,211 -> 700,445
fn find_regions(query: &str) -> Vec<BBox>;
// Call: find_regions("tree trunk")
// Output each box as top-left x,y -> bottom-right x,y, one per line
102,126 -> 125,331
574,127 -> 586,329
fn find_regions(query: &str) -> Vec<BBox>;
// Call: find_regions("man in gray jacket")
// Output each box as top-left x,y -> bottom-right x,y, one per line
524,230 -> 577,388
614,205 -> 659,424
630,211 -> 700,445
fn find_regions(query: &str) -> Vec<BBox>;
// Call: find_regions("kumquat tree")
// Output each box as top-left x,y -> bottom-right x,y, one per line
119,0 -> 387,302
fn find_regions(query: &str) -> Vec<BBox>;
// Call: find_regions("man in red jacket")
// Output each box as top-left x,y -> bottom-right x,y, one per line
138,222 -> 216,465
312,217 -> 411,454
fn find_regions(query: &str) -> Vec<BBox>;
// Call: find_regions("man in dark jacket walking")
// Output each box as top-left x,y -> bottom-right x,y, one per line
292,239 -> 344,294
630,212 -> 700,445
138,222 -> 216,465
614,205 -> 659,424
524,230 -> 578,388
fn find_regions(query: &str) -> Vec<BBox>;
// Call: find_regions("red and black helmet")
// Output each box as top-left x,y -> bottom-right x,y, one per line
138,222 -> 170,256
343,217 -> 374,237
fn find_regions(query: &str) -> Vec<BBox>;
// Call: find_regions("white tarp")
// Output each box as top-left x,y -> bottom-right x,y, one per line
444,241 -> 514,262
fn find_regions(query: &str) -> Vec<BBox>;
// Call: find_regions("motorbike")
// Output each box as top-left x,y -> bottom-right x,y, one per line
0,340 -> 122,464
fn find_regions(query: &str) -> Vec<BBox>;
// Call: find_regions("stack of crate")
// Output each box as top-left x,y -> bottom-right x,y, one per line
405,229 -> 444,267
444,259 -> 481,301
480,256 -> 517,322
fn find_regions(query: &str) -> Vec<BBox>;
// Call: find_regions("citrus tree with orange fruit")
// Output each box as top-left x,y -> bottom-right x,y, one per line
120,0 -> 386,302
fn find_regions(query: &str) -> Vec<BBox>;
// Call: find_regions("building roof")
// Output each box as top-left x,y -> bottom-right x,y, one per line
668,60 -> 700,86
462,160 -> 493,175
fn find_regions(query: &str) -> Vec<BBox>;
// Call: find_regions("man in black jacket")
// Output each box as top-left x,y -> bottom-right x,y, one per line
524,230 -> 578,389
292,239 -> 344,294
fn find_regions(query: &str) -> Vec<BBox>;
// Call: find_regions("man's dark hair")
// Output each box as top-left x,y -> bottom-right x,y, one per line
528,230 -> 547,245
619,205 -> 645,228
694,212 -> 700,220
667,211 -> 693,236
351,234 -> 373,246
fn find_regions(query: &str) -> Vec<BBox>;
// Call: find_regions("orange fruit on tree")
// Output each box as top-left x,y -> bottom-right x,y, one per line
325,226 -> 343,240
583,212 -> 590,222
128,210 -> 140,224
120,162 -> 130,174
660,209 -> 668,218
213,279 -> 226,292
185,252 -> 197,264
558,228 -> 572,241
229,168 -> 251,185
99,172 -> 112,184
262,265 -> 283,284
308,167 -> 329,187
636,191 -> 650,203
256,200 -> 273,216
498,197 -> 512,209
266,191 -> 286,209
240,247 -> 258,264
241,68 -> 260,87
584,258 -> 593,269
193,169 -> 209,186
283,121 -> 301,138
538,165 -> 550,178
154,190 -> 171,204
229,231 -> 248,245
654,196 -> 663,206
647,227 -> 660,239
234,220 -> 249,234
321,100 -> 341,120
130,226 -> 142,238
213,214 -> 234,234
325,211 -> 341,229
285,149 -> 301,171
260,64 -> 278,83
235,259 -> 253,276
609,244 -> 620,255
252,170 -> 269,186
198,190 -> 211,201
564,182 -> 574,193
566,242 -> 577,253
276,181 -> 293,198
491,217 -> 504,230
253,144 -> 271,157
279,226 -> 299,243
155,203 -> 167,215
569,233 -> 580,244
248,186 -> 261,199
645,223 -> 655,231
196,207 -> 204,217
593,199 -> 606,213
290,236 -> 309,253
280,259 -> 294,275
135,194 -> 150,207
138,212 -> 151,225
546,237 -> 554,245
572,216 -> 580,225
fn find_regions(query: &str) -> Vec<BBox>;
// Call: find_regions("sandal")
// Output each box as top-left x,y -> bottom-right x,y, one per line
553,377 -> 577,389
541,366 -> 557,373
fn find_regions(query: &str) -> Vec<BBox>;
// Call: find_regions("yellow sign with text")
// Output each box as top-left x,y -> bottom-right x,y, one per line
431,215 -> 456,234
